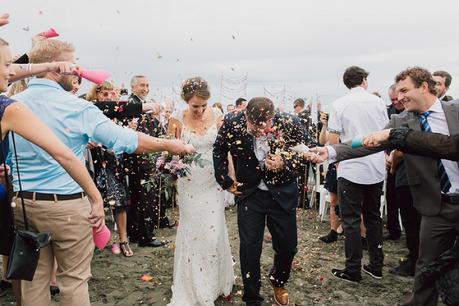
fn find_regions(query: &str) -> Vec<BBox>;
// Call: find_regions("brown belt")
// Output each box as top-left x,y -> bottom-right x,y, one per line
442,193 -> 459,204
15,191 -> 86,201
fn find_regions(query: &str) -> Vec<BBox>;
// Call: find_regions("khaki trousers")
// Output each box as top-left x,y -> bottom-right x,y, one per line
13,195 -> 94,306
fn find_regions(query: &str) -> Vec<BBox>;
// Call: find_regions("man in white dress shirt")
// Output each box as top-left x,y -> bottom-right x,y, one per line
327,66 -> 388,283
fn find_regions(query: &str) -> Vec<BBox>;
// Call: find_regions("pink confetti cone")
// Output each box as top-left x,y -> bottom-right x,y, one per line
42,28 -> 59,38
93,225 -> 111,250
76,69 -> 110,85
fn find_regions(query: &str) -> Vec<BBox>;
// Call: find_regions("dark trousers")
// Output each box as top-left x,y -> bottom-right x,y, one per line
127,169 -> 157,243
413,202 -> 459,306
396,186 -> 420,262
237,189 -> 297,304
337,178 -> 384,274
386,173 -> 401,237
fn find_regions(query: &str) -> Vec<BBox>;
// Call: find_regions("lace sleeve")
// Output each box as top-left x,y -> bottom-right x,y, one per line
0,95 -> 16,121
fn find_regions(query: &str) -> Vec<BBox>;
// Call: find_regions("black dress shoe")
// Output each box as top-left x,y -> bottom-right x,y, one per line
159,219 -> 177,228
383,233 -> 401,241
390,259 -> 415,277
319,230 -> 338,243
138,239 -> 166,247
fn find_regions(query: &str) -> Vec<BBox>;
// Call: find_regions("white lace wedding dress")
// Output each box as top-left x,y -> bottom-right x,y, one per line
167,109 -> 234,306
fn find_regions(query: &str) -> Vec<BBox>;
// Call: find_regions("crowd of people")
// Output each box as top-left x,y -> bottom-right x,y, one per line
1,12 -> 458,306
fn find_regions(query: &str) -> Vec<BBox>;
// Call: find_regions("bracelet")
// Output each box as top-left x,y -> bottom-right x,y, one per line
27,63 -> 33,75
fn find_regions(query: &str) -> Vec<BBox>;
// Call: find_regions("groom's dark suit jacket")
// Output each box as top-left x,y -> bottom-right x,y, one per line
213,111 -> 316,212
333,100 -> 459,217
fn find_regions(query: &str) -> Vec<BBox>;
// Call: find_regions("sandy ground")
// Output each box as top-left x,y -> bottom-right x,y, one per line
1,208 -> 426,306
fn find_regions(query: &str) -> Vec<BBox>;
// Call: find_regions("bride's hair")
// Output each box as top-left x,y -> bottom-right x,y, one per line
181,77 -> 211,102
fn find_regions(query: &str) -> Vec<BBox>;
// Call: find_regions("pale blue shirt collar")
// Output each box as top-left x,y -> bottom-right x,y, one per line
28,78 -> 64,90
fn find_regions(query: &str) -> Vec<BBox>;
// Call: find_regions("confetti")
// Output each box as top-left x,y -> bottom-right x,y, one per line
140,274 -> 153,282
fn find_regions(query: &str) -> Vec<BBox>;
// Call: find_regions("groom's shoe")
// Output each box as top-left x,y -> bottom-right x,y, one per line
138,239 -> 166,247
268,277 -> 289,306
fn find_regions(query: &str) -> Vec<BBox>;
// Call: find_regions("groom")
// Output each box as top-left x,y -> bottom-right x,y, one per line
213,97 -> 316,306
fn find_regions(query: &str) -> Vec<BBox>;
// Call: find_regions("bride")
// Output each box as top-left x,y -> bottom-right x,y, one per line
167,77 -> 234,306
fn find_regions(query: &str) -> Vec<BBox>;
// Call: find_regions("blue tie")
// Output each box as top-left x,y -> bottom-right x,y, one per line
418,111 -> 452,193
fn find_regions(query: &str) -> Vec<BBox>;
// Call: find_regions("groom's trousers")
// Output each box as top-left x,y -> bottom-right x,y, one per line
237,189 -> 297,304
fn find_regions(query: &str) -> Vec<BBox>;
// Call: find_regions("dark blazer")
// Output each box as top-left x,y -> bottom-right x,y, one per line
126,94 -> 164,171
213,111 -> 316,212
332,100 -> 459,217
94,101 -> 142,120
389,128 -> 459,161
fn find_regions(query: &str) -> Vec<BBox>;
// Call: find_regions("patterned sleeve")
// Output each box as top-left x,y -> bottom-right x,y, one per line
0,95 -> 16,122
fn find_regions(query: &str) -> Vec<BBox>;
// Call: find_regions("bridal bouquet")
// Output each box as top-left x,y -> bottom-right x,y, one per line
154,152 -> 210,180
142,152 -> 210,199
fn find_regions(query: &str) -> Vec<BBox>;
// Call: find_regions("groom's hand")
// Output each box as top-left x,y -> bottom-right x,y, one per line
307,147 -> 329,163
227,181 -> 242,196
265,154 -> 284,172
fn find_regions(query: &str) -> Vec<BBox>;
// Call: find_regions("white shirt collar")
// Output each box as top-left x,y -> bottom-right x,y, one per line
349,86 -> 366,94
427,98 -> 443,113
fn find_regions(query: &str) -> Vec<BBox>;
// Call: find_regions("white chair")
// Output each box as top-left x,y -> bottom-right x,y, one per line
309,162 -> 330,222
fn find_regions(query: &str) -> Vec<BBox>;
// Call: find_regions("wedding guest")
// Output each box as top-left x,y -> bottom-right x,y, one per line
317,111 -> 342,243
86,81 -> 134,257
0,36 -> 104,306
327,66 -> 388,283
10,39 -> 193,306
310,67 -> 459,306
433,70 -> 453,102
235,97 -> 247,111
226,104 -> 236,113
212,102 -> 224,115
126,75 -> 173,249
384,84 -> 403,241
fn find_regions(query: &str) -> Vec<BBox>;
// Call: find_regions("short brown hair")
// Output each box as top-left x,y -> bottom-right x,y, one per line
28,40 -> 75,64
293,98 -> 305,108
246,97 -> 275,124
181,77 -> 211,102
395,67 -> 437,95
433,70 -> 452,88
343,66 -> 369,89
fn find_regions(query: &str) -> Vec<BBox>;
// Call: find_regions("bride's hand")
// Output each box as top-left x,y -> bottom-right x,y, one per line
227,181 -> 242,196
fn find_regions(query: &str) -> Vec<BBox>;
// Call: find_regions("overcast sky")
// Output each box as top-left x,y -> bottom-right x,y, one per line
2,0 -> 459,111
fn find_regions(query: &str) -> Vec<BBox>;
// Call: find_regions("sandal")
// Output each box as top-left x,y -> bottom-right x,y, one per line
120,241 -> 134,257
